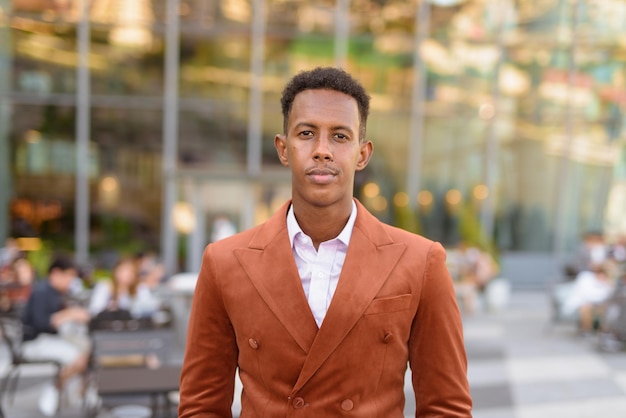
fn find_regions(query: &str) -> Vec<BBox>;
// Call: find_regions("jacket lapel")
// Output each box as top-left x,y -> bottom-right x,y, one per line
234,202 -> 318,354
292,200 -> 407,393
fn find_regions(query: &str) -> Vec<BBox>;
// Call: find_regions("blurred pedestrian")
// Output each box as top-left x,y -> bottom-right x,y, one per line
179,67 -> 472,417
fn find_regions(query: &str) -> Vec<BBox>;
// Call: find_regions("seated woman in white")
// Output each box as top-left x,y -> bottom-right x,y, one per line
89,256 -> 161,319
562,264 -> 615,333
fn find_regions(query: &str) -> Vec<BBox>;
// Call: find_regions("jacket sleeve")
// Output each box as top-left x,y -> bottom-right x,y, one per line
178,245 -> 239,418
410,242 -> 473,417
23,287 -> 57,336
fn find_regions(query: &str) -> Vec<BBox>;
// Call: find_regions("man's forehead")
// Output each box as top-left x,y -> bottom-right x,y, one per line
290,89 -> 359,116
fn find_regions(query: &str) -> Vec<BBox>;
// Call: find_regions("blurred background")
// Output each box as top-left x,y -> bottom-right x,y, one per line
1,0 -> 625,286
2,1 -> 626,417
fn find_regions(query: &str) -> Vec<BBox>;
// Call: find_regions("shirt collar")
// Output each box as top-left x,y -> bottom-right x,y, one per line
287,200 -> 357,248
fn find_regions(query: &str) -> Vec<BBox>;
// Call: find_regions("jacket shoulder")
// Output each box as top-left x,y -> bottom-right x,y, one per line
206,216 -> 285,253
383,223 -> 434,245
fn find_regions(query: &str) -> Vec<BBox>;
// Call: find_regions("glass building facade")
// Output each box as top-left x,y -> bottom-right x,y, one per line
1,0 -> 625,275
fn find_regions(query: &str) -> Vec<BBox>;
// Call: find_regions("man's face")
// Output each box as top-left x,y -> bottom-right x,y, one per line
274,89 -> 372,210
50,268 -> 77,293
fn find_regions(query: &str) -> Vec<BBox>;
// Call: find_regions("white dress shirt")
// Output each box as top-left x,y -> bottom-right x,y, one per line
287,200 -> 357,327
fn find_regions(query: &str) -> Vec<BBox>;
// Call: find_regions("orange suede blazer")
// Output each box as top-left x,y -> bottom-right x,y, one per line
179,199 -> 472,417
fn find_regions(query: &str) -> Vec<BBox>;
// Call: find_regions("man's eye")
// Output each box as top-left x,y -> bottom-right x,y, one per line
334,133 -> 348,140
299,131 -> 313,137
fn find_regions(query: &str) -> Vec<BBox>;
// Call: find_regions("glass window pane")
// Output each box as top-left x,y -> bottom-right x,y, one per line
12,27 -> 78,95
180,36 -> 251,100
90,0 -> 165,96
178,106 -> 247,169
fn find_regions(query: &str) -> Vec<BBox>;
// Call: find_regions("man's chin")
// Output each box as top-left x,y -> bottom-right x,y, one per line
299,193 -> 347,210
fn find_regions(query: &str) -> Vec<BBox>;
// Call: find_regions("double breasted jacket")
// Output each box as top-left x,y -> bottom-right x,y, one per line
179,199 -> 472,417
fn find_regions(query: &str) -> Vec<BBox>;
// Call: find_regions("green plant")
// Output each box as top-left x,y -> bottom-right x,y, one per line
25,240 -> 53,279
394,205 -> 422,235
458,202 -> 499,262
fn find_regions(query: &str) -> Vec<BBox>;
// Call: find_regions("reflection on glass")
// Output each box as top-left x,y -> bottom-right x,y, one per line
3,0 -> 626,255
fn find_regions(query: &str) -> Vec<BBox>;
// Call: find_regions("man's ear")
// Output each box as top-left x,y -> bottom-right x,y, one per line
274,134 -> 289,166
356,140 -> 373,171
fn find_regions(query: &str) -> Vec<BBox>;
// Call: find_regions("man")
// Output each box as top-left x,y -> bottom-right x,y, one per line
21,255 -> 92,416
179,67 -> 472,417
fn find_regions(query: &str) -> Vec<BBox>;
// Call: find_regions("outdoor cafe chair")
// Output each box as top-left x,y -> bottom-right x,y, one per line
0,316 -> 63,414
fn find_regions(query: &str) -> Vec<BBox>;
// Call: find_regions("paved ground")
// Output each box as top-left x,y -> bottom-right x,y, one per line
461,292 -> 626,418
1,290 -> 625,417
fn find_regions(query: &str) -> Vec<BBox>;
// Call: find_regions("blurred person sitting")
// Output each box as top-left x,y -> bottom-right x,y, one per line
609,234 -> 626,265
562,263 -> 615,335
577,231 -> 608,273
88,256 -> 161,320
0,237 -> 20,268
0,256 -> 37,313
451,242 -> 478,315
135,251 -> 166,288
597,270 -> 626,348
606,234 -> 626,273
0,238 -> 22,301
21,254 -> 92,416
455,242 -> 499,314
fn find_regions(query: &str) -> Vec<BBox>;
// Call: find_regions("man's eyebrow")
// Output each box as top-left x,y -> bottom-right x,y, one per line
293,122 -> 355,135
293,122 -> 317,130
330,124 -> 355,134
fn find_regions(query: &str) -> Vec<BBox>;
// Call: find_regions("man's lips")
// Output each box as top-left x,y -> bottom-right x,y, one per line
306,168 -> 338,184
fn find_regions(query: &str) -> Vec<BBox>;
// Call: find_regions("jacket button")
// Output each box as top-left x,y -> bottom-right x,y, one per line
248,338 -> 259,350
292,397 -> 305,409
341,399 -> 354,411
383,333 -> 393,343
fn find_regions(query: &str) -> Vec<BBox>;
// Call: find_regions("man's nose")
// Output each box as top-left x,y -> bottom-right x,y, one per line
313,137 -> 333,161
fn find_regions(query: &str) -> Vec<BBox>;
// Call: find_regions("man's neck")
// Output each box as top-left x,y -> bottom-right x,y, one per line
291,200 -> 353,250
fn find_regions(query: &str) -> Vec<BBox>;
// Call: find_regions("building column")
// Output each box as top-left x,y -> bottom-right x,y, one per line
479,1 -> 506,246
406,0 -> 430,211
246,0 -> 266,178
334,0 -> 349,69
552,0 -> 583,270
161,0 -> 181,275
75,0 -> 91,265
0,0 -> 12,244
185,179 -> 204,273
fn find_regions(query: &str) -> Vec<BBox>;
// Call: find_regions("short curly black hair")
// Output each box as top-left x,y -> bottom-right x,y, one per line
280,67 -> 370,141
